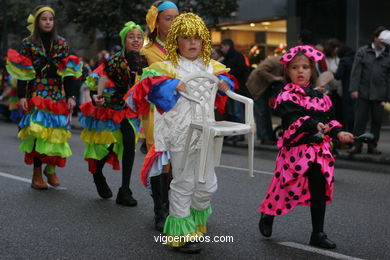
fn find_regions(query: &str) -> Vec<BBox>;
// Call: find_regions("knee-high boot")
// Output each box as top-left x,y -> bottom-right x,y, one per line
151,174 -> 169,232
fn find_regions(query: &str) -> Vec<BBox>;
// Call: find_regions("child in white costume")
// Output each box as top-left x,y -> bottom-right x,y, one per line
125,13 -> 236,253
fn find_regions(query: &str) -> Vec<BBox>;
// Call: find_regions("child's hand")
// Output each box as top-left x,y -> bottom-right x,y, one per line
218,80 -> 230,92
316,122 -> 330,133
93,94 -> 105,106
19,98 -> 28,111
337,131 -> 354,143
176,81 -> 187,93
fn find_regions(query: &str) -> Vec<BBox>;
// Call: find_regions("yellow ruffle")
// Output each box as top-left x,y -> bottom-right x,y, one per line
80,129 -> 117,145
210,59 -> 230,74
196,225 -> 207,234
165,232 -> 204,247
18,123 -> 71,143
147,62 -> 178,79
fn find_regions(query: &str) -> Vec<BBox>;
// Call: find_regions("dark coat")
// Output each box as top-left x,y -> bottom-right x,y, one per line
222,47 -> 251,97
349,44 -> 390,101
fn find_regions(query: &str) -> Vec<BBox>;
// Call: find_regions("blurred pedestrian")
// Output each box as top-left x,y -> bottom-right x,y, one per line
246,56 -> 284,145
349,26 -> 390,155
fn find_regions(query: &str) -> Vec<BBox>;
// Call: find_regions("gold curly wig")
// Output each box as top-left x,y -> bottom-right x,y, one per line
165,13 -> 211,67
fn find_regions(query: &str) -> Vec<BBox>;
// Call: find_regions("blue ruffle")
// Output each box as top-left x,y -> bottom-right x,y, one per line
216,74 -> 235,96
78,114 -> 121,132
64,58 -> 82,72
19,110 -> 70,129
148,78 -> 181,112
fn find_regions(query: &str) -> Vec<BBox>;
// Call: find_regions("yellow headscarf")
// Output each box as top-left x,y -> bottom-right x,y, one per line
27,6 -> 55,34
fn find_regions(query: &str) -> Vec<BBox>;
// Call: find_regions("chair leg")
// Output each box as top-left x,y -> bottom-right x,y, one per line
198,127 -> 211,183
248,131 -> 254,178
181,127 -> 194,170
214,136 -> 223,167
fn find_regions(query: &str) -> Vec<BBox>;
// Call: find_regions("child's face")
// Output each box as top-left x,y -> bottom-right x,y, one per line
38,11 -> 54,33
177,36 -> 203,61
125,28 -> 144,52
287,55 -> 312,85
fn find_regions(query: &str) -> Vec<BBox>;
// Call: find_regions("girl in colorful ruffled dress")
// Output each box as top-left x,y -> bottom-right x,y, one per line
79,22 -> 147,206
258,45 -> 354,249
139,0 -> 179,232
125,13 -> 235,253
6,5 -> 82,189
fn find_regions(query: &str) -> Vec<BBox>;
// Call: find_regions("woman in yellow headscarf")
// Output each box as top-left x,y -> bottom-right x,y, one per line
140,0 -> 179,232
6,5 -> 82,189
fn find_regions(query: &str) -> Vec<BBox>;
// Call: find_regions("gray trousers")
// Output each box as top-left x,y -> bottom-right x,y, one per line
353,98 -> 384,148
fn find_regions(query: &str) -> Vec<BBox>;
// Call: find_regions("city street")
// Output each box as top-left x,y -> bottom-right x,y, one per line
0,122 -> 389,259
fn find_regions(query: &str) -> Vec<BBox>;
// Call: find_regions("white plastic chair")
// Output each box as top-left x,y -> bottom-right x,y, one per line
180,71 -> 255,183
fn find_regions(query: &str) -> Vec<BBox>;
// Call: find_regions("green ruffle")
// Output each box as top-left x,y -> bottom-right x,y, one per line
85,75 -> 98,91
140,68 -> 164,81
5,63 -> 36,81
82,129 -> 123,161
20,136 -> 72,158
58,67 -> 82,79
191,206 -> 212,227
163,215 -> 197,237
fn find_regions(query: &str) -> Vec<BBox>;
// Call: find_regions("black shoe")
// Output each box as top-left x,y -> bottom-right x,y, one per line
259,213 -> 274,237
151,175 -> 169,232
140,141 -> 147,154
93,175 -> 112,199
175,242 -> 202,254
116,187 -> 137,207
309,232 -> 336,249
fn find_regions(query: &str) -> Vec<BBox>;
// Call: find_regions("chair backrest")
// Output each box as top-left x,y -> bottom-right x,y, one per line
181,72 -> 219,122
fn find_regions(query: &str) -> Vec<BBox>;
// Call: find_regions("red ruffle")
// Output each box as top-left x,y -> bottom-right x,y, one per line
91,64 -> 115,88
85,152 -> 120,174
58,54 -> 82,70
140,145 -> 162,187
7,49 -> 33,66
124,76 -> 171,116
79,100 -> 137,123
28,96 -> 69,116
25,151 -> 66,167
215,94 -> 228,114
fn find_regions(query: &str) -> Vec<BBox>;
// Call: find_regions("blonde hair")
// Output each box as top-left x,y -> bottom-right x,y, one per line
165,13 -> 211,67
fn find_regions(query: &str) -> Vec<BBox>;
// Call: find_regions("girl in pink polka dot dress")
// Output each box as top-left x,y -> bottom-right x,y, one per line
258,45 -> 354,249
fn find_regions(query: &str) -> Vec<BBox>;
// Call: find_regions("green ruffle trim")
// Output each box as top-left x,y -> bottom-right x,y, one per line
140,68 -> 164,81
163,215 -> 197,237
191,206 -> 212,227
20,136 -> 72,158
85,75 -> 99,91
6,63 -> 36,81
58,67 -> 83,79
82,129 -> 124,161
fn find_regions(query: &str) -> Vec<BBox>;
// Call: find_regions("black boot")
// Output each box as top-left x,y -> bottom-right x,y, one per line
116,187 -> 137,207
151,174 -> 169,232
259,213 -> 274,237
310,232 -> 336,249
93,174 -> 112,199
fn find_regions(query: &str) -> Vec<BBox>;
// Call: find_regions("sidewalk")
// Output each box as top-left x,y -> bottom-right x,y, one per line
70,116 -> 390,165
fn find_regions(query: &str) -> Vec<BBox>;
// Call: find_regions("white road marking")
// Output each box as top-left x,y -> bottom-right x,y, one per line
218,165 -> 274,175
278,241 -> 364,260
0,171 -> 67,190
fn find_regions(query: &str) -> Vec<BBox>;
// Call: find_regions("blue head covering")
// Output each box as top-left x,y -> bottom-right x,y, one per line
157,1 -> 178,11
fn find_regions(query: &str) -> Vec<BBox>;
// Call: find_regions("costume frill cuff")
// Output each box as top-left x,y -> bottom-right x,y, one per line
6,49 -> 36,81
85,64 -> 115,91
163,215 -> 203,247
190,206 -> 212,234
57,55 -> 83,78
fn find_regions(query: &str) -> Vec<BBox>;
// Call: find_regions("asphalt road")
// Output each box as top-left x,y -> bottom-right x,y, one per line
0,122 -> 389,259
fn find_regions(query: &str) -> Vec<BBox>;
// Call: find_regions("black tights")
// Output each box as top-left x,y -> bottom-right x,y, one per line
94,119 -> 136,189
307,163 -> 326,233
33,158 -> 42,168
